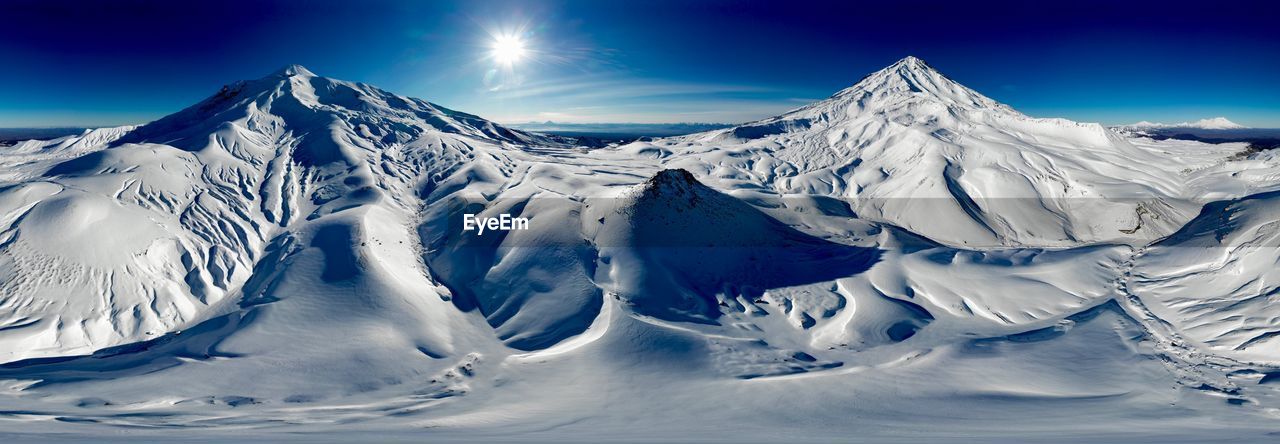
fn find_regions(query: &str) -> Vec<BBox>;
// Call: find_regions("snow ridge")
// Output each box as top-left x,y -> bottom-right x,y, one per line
2,59 -> 1280,438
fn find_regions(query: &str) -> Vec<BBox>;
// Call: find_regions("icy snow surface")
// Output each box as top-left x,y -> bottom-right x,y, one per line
3,58 -> 1280,441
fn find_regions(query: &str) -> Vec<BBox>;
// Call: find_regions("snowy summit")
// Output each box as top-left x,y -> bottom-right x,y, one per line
2,58 -> 1280,440
1120,116 -> 1247,130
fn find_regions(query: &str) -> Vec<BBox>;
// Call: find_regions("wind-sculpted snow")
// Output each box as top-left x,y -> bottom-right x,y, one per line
589,169 -> 882,323
3,59 -> 1280,440
0,126 -> 135,184
1130,190 -> 1280,363
652,57 -> 1262,248
0,64 -> 538,363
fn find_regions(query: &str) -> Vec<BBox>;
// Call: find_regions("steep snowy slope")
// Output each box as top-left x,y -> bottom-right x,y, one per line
2,59 -> 1280,440
590,169 -> 881,322
642,57 -> 1262,247
1130,190 -> 1280,364
0,65 -> 552,363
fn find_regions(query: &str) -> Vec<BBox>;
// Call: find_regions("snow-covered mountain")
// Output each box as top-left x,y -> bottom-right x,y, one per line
0,64 -> 556,363
649,57 -> 1258,247
1120,117 -> 1248,130
3,59 -> 1280,440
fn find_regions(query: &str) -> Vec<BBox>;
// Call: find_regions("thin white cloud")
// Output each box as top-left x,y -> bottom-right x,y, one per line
488,97 -> 818,124
479,73 -> 778,102
442,71 -> 818,124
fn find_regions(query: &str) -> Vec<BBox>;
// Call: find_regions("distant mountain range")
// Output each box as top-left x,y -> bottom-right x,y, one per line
1110,118 -> 1280,149
1118,117 -> 1247,130
0,127 -> 90,145
506,121 -> 732,138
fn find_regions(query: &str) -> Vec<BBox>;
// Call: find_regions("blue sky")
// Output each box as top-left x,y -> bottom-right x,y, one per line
2,0 -> 1278,127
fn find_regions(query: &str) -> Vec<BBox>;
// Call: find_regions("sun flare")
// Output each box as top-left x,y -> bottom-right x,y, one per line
491,34 -> 526,66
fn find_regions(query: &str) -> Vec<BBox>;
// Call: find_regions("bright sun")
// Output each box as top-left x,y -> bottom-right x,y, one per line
491,35 -> 526,66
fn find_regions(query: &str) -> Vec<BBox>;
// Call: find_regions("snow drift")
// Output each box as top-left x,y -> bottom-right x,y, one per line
2,59 -> 1280,440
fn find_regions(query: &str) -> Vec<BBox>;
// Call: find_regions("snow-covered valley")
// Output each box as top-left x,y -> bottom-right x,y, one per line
3,58 -> 1280,441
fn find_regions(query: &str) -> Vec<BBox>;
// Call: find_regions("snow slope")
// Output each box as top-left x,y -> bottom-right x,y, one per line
0,64 -> 559,363
1130,190 -> 1280,363
2,59 -> 1280,440
643,57 -> 1265,248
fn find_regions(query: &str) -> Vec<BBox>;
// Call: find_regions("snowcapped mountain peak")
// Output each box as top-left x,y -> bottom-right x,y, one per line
691,56 -> 1023,146
898,55 -> 924,64
677,56 -> 1192,247
887,55 -> 927,69
1118,116 -> 1247,130
272,64 -> 316,78
868,56 -> 953,95
638,168 -> 702,198
118,64 -> 557,154
615,168 -> 716,216
828,56 -> 1004,108
750,55 -> 1022,131
844,56 -> 946,96
1186,117 -> 1245,129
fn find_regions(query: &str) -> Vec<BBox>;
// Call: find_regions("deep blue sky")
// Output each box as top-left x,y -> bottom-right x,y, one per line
2,0 -> 1278,127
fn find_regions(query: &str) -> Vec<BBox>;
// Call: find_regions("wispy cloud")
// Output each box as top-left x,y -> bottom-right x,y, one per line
492,99 -> 812,124
480,73 -> 777,101
441,71 -> 820,124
